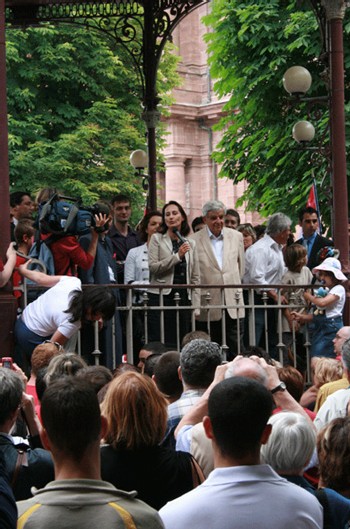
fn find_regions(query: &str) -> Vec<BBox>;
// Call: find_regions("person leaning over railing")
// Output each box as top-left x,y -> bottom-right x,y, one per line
14,261 -> 116,369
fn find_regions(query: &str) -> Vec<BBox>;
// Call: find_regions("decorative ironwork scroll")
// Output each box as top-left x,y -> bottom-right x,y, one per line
6,0 -> 209,103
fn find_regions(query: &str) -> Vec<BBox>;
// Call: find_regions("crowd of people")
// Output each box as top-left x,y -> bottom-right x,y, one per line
0,332 -> 350,527
2,190 -> 344,369
0,189 -> 349,527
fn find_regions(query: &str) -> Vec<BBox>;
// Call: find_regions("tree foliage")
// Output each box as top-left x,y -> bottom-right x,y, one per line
6,22 -> 179,215
204,0 -> 350,227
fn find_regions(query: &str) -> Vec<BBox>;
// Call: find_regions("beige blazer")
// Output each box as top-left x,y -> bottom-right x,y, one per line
148,232 -> 201,309
190,227 -> 245,320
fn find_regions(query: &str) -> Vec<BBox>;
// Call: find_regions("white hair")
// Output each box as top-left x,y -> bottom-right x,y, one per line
202,200 -> 226,217
266,213 -> 291,236
260,412 -> 316,474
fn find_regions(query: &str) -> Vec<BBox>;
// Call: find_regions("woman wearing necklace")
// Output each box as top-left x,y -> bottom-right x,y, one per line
148,201 -> 200,348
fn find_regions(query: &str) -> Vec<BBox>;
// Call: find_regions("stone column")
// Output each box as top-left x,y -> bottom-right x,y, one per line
165,156 -> 186,206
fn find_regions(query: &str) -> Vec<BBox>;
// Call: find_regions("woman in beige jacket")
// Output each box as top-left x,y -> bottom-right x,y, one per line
148,201 -> 200,348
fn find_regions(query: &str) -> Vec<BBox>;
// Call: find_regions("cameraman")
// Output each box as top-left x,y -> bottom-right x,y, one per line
47,211 -> 107,276
35,188 -> 108,276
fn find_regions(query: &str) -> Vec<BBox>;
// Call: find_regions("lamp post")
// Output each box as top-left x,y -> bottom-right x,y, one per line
310,0 -> 348,272
130,149 -> 149,175
292,121 -> 316,143
283,66 -> 312,96
323,0 -> 348,275
130,149 -> 150,209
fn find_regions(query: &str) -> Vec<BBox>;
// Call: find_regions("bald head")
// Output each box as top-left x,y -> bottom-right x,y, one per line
225,357 -> 268,387
333,326 -> 350,357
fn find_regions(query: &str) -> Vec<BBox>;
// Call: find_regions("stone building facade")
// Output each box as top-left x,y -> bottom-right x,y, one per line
159,6 -> 261,225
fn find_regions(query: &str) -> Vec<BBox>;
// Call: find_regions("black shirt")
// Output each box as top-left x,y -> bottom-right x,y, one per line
100,444 -> 195,510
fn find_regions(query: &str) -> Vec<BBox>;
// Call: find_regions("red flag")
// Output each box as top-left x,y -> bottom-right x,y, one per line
306,180 -> 322,235
306,184 -> 317,209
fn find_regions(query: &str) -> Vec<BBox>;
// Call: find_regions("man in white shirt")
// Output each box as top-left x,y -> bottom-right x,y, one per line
159,376 -> 322,529
167,339 -> 222,436
191,200 -> 245,360
243,212 -> 291,358
175,355 -> 312,478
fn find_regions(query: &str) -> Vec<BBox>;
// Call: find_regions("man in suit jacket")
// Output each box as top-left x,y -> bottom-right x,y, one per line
296,206 -> 334,272
190,200 -> 245,360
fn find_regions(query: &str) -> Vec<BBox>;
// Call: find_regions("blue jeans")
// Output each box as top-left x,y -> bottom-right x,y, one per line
310,314 -> 343,358
14,317 -> 51,366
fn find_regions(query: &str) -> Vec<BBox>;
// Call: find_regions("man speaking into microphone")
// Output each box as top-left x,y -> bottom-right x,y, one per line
148,200 -> 201,348
190,200 -> 245,360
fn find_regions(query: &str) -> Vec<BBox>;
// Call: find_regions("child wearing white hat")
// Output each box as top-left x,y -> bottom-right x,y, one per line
292,257 -> 347,368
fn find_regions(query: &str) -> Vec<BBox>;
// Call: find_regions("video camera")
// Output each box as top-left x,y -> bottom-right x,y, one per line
38,193 -> 110,236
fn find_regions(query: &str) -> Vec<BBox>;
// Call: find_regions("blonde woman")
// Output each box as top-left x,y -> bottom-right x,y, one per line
100,371 -> 203,509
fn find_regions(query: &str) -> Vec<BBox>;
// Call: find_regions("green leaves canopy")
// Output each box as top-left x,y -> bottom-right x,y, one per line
204,0 -> 350,227
7,22 -> 179,214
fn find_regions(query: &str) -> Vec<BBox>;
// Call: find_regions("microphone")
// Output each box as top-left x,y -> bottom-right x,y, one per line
172,228 -> 187,245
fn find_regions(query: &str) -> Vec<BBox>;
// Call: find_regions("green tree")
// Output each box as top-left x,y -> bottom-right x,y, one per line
6,22 -> 179,215
204,0 -> 350,226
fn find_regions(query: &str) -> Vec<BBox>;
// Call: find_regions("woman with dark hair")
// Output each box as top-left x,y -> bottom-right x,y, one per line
124,210 -> 162,290
100,371 -> 203,510
14,261 -> 116,366
124,210 -> 162,354
147,201 -> 200,348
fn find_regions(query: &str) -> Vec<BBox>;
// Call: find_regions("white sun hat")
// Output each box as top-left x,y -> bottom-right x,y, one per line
312,257 -> 347,282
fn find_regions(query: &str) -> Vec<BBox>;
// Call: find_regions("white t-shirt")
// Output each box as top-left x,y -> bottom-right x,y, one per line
23,276 -> 82,338
326,284 -> 346,318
